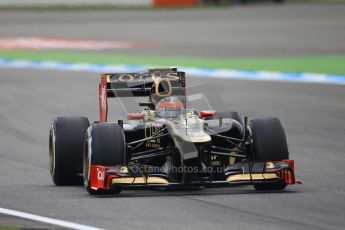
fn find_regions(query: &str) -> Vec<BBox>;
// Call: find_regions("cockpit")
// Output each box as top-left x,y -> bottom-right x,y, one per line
156,96 -> 184,118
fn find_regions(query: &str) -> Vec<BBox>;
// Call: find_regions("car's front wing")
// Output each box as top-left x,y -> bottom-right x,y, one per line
88,159 -> 300,192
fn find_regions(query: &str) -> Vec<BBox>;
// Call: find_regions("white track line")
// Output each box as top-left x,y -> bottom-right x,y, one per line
0,207 -> 104,230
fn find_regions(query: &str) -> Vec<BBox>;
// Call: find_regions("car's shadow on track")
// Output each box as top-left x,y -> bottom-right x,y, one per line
44,184 -> 299,198
92,186 -> 298,198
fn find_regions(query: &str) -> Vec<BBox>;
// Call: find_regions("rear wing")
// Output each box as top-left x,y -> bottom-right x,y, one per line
99,67 -> 186,122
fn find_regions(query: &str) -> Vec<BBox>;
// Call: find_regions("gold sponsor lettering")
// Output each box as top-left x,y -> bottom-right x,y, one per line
118,74 -> 135,82
166,72 -> 179,80
145,123 -> 161,148
108,72 -> 178,82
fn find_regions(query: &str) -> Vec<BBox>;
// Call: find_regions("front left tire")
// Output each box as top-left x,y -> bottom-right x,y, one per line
249,117 -> 289,190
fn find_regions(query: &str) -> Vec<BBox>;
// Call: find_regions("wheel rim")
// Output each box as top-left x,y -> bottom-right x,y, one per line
49,126 -> 56,178
83,140 -> 90,183
83,127 -> 92,185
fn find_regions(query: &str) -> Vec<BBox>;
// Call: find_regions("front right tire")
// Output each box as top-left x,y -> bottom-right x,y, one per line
49,116 -> 90,186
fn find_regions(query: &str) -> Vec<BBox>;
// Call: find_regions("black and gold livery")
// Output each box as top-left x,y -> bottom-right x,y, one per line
49,67 -> 299,195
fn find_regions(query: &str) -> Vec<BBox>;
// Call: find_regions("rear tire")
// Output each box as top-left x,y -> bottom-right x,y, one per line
83,123 -> 126,195
217,111 -> 243,127
215,111 -> 244,135
49,116 -> 90,186
249,117 -> 289,190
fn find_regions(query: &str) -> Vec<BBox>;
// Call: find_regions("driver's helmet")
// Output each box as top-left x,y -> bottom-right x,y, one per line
156,97 -> 184,118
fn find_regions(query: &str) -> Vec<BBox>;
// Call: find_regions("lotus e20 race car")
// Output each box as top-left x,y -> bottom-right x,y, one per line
49,67 -> 299,195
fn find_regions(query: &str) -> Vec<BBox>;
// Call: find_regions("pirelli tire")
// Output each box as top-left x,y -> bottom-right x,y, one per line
249,117 -> 289,190
83,123 -> 126,195
49,116 -> 90,186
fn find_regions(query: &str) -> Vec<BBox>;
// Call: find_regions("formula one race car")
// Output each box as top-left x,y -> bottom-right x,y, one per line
49,67 -> 299,195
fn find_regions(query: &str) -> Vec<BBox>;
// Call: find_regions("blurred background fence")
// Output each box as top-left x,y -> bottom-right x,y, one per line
0,0 -> 344,8
0,0 -> 195,7
0,0 -> 153,7
0,0 -> 284,8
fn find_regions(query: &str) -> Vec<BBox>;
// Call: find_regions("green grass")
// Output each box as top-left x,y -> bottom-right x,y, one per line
0,227 -> 19,230
0,50 -> 344,75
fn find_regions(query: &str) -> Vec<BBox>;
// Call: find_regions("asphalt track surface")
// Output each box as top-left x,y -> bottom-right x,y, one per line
0,4 -> 345,230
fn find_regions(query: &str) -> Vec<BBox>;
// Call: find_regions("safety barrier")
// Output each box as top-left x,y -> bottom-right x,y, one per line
0,0 -> 198,7
153,0 -> 197,6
